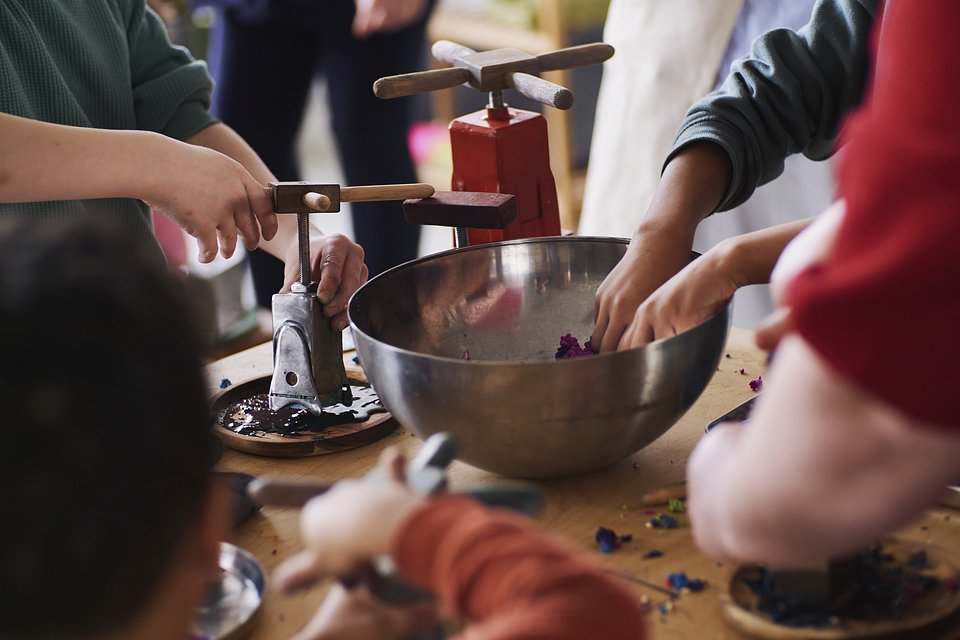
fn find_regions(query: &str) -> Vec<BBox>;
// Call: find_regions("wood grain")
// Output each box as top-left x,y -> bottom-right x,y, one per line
373,67 -> 469,99
402,191 -> 517,229
339,183 -> 435,203
205,330 -> 960,639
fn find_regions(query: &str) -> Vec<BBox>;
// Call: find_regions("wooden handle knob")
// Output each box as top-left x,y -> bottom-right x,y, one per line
340,183 -> 435,203
536,43 -> 615,72
505,72 -> 574,110
302,192 -> 332,211
431,40 -> 478,65
374,67 -> 470,99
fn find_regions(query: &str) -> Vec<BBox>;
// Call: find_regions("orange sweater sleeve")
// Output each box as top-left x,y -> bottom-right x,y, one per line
391,495 -> 646,640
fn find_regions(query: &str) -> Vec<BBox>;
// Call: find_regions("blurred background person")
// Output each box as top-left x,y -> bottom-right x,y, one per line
198,0 -> 434,309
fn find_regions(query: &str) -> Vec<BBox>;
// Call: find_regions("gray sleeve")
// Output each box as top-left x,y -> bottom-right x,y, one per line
125,1 -> 219,140
667,0 -> 879,212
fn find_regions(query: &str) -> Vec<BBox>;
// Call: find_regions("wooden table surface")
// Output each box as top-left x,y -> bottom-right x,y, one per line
208,328 -> 960,639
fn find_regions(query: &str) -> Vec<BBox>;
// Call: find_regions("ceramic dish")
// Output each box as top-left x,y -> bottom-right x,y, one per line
191,542 -> 265,640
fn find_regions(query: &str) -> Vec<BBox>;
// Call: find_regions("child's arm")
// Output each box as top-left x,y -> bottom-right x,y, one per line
275,448 -> 646,640
0,112 -> 272,263
691,0 -> 960,565
391,497 -> 646,640
593,0 -> 879,353
688,335 -> 960,566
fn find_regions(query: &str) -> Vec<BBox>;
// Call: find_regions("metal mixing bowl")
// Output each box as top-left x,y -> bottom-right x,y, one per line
349,236 -> 730,478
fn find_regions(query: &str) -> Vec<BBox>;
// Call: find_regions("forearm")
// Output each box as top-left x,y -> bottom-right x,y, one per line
712,217 -> 814,288
640,141 -> 731,246
0,112 -> 166,203
688,337 -> 960,566
394,497 -> 645,639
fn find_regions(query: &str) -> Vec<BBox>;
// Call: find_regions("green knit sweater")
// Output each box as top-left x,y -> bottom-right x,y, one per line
667,0 -> 880,212
0,0 -> 218,242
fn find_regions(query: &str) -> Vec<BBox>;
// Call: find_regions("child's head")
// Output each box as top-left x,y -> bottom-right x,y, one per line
0,220 -> 224,639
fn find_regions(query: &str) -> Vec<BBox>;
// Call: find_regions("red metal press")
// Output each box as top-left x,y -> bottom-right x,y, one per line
375,40 -> 614,247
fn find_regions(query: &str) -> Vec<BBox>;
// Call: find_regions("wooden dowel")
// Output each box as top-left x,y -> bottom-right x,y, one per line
536,43 -> 615,72
302,192 -> 332,211
340,183 -> 435,203
431,40 -> 478,65
373,67 -> 470,99
505,72 -> 573,110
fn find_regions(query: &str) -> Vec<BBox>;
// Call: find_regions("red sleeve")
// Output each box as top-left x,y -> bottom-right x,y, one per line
391,496 -> 646,640
787,0 -> 960,428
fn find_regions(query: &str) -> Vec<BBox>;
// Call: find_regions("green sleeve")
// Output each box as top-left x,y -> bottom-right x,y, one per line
124,1 -> 219,140
667,0 -> 879,212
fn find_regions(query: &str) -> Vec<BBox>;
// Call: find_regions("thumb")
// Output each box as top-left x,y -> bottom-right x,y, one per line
755,307 -> 793,352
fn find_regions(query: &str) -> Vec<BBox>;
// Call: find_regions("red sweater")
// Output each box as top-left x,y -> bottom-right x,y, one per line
788,0 -> 960,429
392,496 -> 646,640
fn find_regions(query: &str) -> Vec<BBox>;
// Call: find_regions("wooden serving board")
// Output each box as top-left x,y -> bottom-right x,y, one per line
719,538 -> 960,639
208,344 -> 397,457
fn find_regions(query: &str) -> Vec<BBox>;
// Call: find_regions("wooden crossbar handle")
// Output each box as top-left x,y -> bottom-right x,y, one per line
536,43 -> 615,72
375,41 -> 614,104
431,40 -> 478,65
506,72 -> 573,110
340,183 -> 435,203
373,67 -> 470,99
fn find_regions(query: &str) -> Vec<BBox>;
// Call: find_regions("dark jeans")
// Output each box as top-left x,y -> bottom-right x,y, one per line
206,2 -> 430,306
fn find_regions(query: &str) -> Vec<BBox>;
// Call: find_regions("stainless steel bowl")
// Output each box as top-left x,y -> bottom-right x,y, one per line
349,237 -> 730,478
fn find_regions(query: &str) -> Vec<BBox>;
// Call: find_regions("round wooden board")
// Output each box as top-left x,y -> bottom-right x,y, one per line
212,376 -> 397,457
719,539 -> 960,639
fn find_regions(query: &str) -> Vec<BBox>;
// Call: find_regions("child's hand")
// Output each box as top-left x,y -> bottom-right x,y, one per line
616,241 -> 742,348
145,139 -> 275,263
274,447 -> 424,591
352,0 -> 428,38
592,229 -> 693,352
281,233 -> 368,331
275,448 -> 438,639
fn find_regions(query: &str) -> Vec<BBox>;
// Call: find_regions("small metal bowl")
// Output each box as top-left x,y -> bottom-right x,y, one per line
349,236 -> 731,478
191,542 -> 265,640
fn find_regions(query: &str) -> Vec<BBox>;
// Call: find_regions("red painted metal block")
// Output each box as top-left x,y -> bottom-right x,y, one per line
449,107 -> 561,245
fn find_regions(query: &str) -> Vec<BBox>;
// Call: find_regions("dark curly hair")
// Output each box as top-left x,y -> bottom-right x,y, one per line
0,220 -> 218,638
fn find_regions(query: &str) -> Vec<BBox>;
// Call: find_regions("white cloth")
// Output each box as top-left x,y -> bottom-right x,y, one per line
579,0 -> 743,237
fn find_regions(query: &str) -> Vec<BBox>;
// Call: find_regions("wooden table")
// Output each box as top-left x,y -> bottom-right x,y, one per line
208,328 -> 960,639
